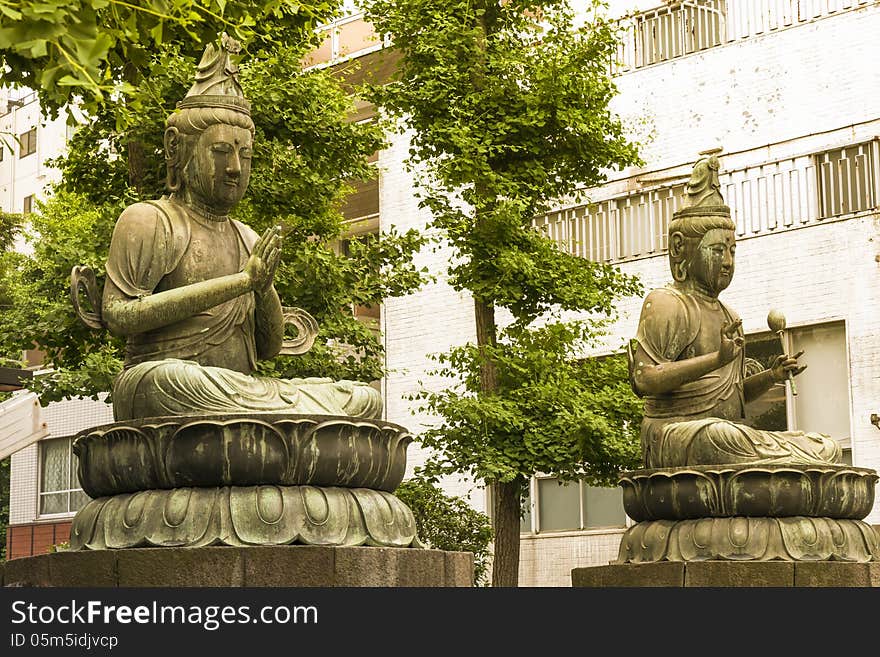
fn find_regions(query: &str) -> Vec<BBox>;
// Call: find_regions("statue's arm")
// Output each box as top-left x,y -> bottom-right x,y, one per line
254,286 -> 284,360
743,369 -> 776,402
743,351 -> 806,402
631,342 -> 733,396
102,273 -> 254,336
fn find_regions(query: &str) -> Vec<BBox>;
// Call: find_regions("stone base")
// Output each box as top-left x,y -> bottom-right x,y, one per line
572,560 -> 880,587
0,545 -> 474,587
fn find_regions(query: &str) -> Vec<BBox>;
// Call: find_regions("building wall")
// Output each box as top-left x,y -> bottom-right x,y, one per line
378,2 -> 880,585
6,397 -> 113,559
608,3 -> 880,173
519,530 -> 625,587
0,90 -> 68,217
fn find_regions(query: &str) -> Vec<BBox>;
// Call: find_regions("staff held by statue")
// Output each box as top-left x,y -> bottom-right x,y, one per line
767,309 -> 797,396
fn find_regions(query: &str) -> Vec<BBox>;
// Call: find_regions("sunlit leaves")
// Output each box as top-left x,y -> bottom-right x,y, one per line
363,0 -> 644,491
0,33 -> 430,400
0,1 -> 339,120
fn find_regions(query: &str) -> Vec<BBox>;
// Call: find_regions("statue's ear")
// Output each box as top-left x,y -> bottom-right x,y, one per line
669,231 -> 686,259
164,127 -> 181,192
669,231 -> 689,282
164,126 -> 180,161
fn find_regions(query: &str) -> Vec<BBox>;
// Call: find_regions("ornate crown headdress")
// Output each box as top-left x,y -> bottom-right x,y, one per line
673,148 -> 731,220
177,32 -> 251,116
667,149 -> 736,241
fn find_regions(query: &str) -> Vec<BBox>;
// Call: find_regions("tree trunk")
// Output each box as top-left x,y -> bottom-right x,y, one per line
491,478 -> 522,587
123,62 -> 147,196
474,297 -> 498,392
127,140 -> 147,195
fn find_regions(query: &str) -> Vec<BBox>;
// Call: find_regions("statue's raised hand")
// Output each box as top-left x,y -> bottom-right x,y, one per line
718,319 -> 744,365
244,226 -> 282,295
770,350 -> 806,383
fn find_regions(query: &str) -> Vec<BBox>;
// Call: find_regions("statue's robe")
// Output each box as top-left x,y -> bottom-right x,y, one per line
633,286 -> 840,468
105,198 -> 381,421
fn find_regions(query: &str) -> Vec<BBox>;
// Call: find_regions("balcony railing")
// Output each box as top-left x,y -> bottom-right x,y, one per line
616,0 -> 874,72
535,140 -> 880,264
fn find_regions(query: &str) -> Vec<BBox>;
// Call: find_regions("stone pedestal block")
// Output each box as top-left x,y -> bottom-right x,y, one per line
571,561 -> 880,587
0,546 -> 474,588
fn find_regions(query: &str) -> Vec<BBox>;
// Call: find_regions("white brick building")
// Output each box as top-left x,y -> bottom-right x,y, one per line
5,1 -> 880,586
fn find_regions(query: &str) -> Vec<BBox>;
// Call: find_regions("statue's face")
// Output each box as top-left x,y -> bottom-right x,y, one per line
688,228 -> 736,296
183,123 -> 253,213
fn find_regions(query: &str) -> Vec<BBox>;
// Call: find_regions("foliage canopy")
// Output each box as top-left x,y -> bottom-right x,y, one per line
0,30 -> 430,403
0,1 -> 338,120
363,0 -> 644,584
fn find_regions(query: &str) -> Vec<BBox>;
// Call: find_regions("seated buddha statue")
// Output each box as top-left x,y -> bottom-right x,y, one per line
628,154 -> 840,468
75,34 -> 381,421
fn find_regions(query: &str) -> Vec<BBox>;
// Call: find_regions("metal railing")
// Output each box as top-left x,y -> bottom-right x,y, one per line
616,0 -> 874,72
535,140 -> 880,263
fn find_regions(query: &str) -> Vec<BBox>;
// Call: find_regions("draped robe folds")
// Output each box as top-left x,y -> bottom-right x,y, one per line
106,198 -> 381,421
634,286 -> 840,468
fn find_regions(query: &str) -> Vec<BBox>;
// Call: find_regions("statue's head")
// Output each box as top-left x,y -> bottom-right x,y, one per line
164,34 -> 255,215
668,152 -> 737,297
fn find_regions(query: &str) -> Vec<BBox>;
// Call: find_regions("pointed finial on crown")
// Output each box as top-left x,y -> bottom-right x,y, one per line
177,33 -> 251,116
685,147 -> 725,209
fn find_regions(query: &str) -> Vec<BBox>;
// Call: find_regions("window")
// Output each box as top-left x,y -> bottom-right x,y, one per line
22,194 -> 33,215
816,142 -> 876,218
0,145 -> 4,161
519,476 -> 627,534
19,127 -> 36,158
39,437 -> 90,516
745,321 -> 852,463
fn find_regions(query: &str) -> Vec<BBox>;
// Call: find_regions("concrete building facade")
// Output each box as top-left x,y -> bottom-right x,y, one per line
0,88 -> 68,217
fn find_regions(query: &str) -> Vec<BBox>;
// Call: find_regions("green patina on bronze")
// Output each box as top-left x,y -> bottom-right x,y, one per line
67,36 -> 422,551
73,414 -> 413,496
619,517 -> 879,563
72,34 -> 379,422
69,486 -> 420,550
618,152 -> 879,563
620,464 -> 878,521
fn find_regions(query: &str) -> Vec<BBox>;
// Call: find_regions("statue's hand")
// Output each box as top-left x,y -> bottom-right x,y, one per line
244,226 -> 282,295
770,350 -> 806,382
718,319 -> 744,365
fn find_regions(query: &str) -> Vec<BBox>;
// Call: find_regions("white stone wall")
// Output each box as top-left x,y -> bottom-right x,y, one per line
519,530 -> 626,587
610,3 -> 880,172
379,3 -> 880,584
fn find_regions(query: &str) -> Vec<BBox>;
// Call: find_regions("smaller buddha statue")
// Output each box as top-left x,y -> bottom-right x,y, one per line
627,153 -> 840,468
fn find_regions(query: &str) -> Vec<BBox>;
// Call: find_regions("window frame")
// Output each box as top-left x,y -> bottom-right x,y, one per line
518,475 -> 630,536
37,436 -> 88,519
19,127 -> 36,158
